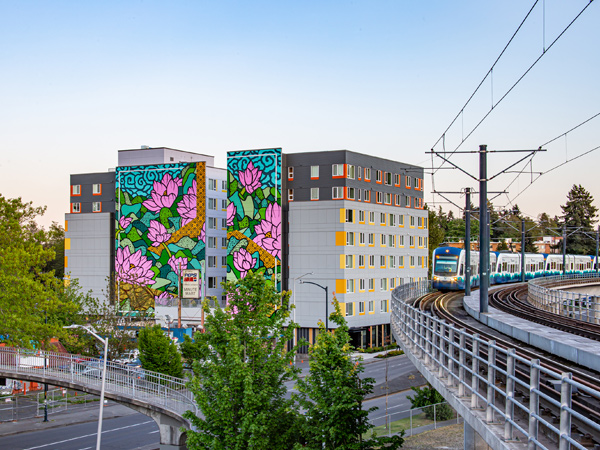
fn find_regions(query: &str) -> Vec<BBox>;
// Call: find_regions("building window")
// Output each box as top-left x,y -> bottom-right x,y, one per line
345,255 -> 353,269
92,202 -> 101,212
347,164 -> 355,180
357,189 -> 362,201
406,176 -> 412,188
389,214 -> 395,227
380,255 -> 386,268
394,174 -> 400,185
222,180 -> 227,190
358,254 -> 365,267
409,235 -> 415,247
311,165 -> 319,178
221,237 -> 227,247
208,179 -> 217,191
405,196 -> 411,208
384,172 -> 392,185
221,218 -> 227,228
288,189 -> 294,201
222,199 -> 228,209
399,235 -> 405,247
71,185 -> 81,196
368,278 -> 374,291
359,210 -> 365,223
347,187 -> 356,200
92,184 -> 102,195
288,167 -> 294,180
389,255 -> 396,268
369,255 -> 375,268
332,187 -> 344,199
359,278 -> 365,290
380,213 -> 386,225
410,216 -> 416,227
376,192 -> 382,203
364,168 -> 371,181
390,278 -> 396,288
222,256 -> 227,266
345,209 -> 354,223
208,237 -> 217,248
384,193 -> 392,205
311,188 -> 319,200
368,233 -> 374,246
369,211 -> 375,224
399,255 -> 405,267
71,202 -> 81,213
410,256 -> 415,267
364,190 -> 371,202
359,232 -> 365,245
380,278 -> 388,291
418,236 -> 424,247
368,300 -> 374,313
359,302 -> 365,314
332,164 -> 344,177
346,279 -> 355,293
208,198 -> 217,210
380,234 -> 387,246
208,256 -> 216,268
346,302 -> 354,316
358,166 -> 362,179
399,214 -> 405,226
376,170 -> 382,183
389,234 -> 395,247
208,277 -> 217,289
208,217 -> 217,230
346,232 -> 354,246
381,300 -> 389,313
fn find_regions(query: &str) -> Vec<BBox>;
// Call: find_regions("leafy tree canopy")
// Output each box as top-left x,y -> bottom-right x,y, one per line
561,184 -> 598,254
138,324 -> 183,378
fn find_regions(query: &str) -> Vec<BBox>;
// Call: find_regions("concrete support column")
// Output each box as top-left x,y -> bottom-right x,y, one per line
464,421 -> 489,450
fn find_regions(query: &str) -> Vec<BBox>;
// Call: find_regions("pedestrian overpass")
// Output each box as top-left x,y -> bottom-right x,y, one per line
0,347 -> 193,449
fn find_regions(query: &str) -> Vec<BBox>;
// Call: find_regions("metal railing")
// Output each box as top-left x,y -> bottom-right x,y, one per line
528,273 -> 600,323
391,282 -> 600,450
369,401 -> 461,437
0,348 -> 197,420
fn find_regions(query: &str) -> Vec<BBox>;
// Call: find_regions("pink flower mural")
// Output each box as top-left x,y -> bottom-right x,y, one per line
168,255 -> 188,275
142,173 -> 182,213
154,291 -> 175,306
199,222 -> 206,244
116,247 -> 155,285
253,202 -> 282,259
177,179 -> 197,227
119,216 -> 133,229
238,161 -> 262,194
233,248 -> 257,278
226,202 -> 236,226
147,220 -> 171,247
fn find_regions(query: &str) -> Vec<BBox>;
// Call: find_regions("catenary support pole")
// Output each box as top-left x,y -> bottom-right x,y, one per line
596,226 -> 599,274
521,218 -> 526,282
479,145 -> 489,313
562,224 -> 567,275
465,188 -> 471,296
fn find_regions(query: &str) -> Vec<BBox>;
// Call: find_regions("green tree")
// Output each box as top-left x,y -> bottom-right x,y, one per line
560,184 -> 598,255
427,206 -> 446,277
184,273 -> 302,449
407,383 -> 454,421
43,222 -> 65,279
0,195 -> 69,348
138,324 -> 183,378
295,300 -> 404,450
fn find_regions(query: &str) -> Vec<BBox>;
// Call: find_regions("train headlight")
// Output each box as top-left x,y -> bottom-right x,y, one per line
453,277 -> 457,282
433,276 -> 438,281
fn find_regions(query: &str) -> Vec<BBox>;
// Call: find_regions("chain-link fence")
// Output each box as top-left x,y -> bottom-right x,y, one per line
0,388 -> 100,422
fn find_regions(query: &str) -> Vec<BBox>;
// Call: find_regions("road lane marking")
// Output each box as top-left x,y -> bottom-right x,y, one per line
23,421 -> 154,449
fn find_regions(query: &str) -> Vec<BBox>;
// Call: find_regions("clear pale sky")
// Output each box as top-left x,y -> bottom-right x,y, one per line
1,1 -> 598,228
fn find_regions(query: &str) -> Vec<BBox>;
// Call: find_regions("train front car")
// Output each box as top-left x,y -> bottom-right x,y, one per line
432,247 -> 464,290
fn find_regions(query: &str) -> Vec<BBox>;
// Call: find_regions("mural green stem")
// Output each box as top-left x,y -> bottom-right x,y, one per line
162,242 -> 172,258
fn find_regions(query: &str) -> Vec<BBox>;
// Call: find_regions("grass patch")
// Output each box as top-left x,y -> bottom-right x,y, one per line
374,349 -> 404,358
364,411 -> 457,438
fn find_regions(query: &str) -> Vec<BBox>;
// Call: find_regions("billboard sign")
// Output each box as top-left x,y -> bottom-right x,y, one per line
182,269 -> 200,299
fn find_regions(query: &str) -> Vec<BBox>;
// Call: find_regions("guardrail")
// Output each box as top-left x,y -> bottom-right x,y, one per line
528,273 -> 600,323
391,282 -> 600,450
0,347 -> 197,419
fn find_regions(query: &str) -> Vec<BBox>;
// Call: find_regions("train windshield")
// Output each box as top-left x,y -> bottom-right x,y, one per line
434,255 -> 459,275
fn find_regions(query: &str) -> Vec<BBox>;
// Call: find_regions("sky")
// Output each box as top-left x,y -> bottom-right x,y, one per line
1,0 -> 598,228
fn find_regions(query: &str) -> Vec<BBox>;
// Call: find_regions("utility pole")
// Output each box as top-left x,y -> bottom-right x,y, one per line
562,225 -> 567,275
465,188 -> 471,296
479,145 -> 489,313
596,226 -> 599,274
521,218 -> 526,282
178,262 -> 182,328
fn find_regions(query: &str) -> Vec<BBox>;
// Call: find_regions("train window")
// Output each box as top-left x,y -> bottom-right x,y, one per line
434,255 -> 459,275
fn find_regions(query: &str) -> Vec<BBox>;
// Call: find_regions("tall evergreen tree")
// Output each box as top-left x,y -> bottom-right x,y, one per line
560,184 -> 598,255
138,324 -> 184,379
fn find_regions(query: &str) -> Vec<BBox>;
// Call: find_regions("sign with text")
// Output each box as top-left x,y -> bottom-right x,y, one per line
182,269 -> 200,298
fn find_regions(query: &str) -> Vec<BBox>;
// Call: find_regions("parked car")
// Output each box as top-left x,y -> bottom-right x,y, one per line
114,350 -> 139,364
125,358 -> 145,380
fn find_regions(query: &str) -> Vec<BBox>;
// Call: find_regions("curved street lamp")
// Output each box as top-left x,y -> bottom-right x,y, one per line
299,280 -> 329,331
64,324 -> 108,450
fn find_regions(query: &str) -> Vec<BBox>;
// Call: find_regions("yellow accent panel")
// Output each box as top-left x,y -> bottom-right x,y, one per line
65,220 -> 68,232
340,302 -> 346,316
336,231 -> 346,246
336,279 -> 347,294
64,256 -> 68,268
340,208 -> 346,223
352,255 -> 355,269
64,238 -> 71,250
340,254 -> 345,269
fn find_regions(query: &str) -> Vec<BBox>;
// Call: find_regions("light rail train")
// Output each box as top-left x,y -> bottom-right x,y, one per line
432,246 -> 599,291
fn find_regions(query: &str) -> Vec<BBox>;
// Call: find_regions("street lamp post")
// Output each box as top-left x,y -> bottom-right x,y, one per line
64,325 -> 108,450
292,272 -> 313,347
44,310 -> 48,422
299,280 -> 329,331
165,314 -> 172,339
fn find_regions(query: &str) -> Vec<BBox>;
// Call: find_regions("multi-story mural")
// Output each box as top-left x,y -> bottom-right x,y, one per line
226,149 -> 282,290
115,162 -> 206,312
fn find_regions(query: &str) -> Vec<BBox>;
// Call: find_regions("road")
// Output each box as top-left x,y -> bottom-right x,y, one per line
0,354 -> 424,449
